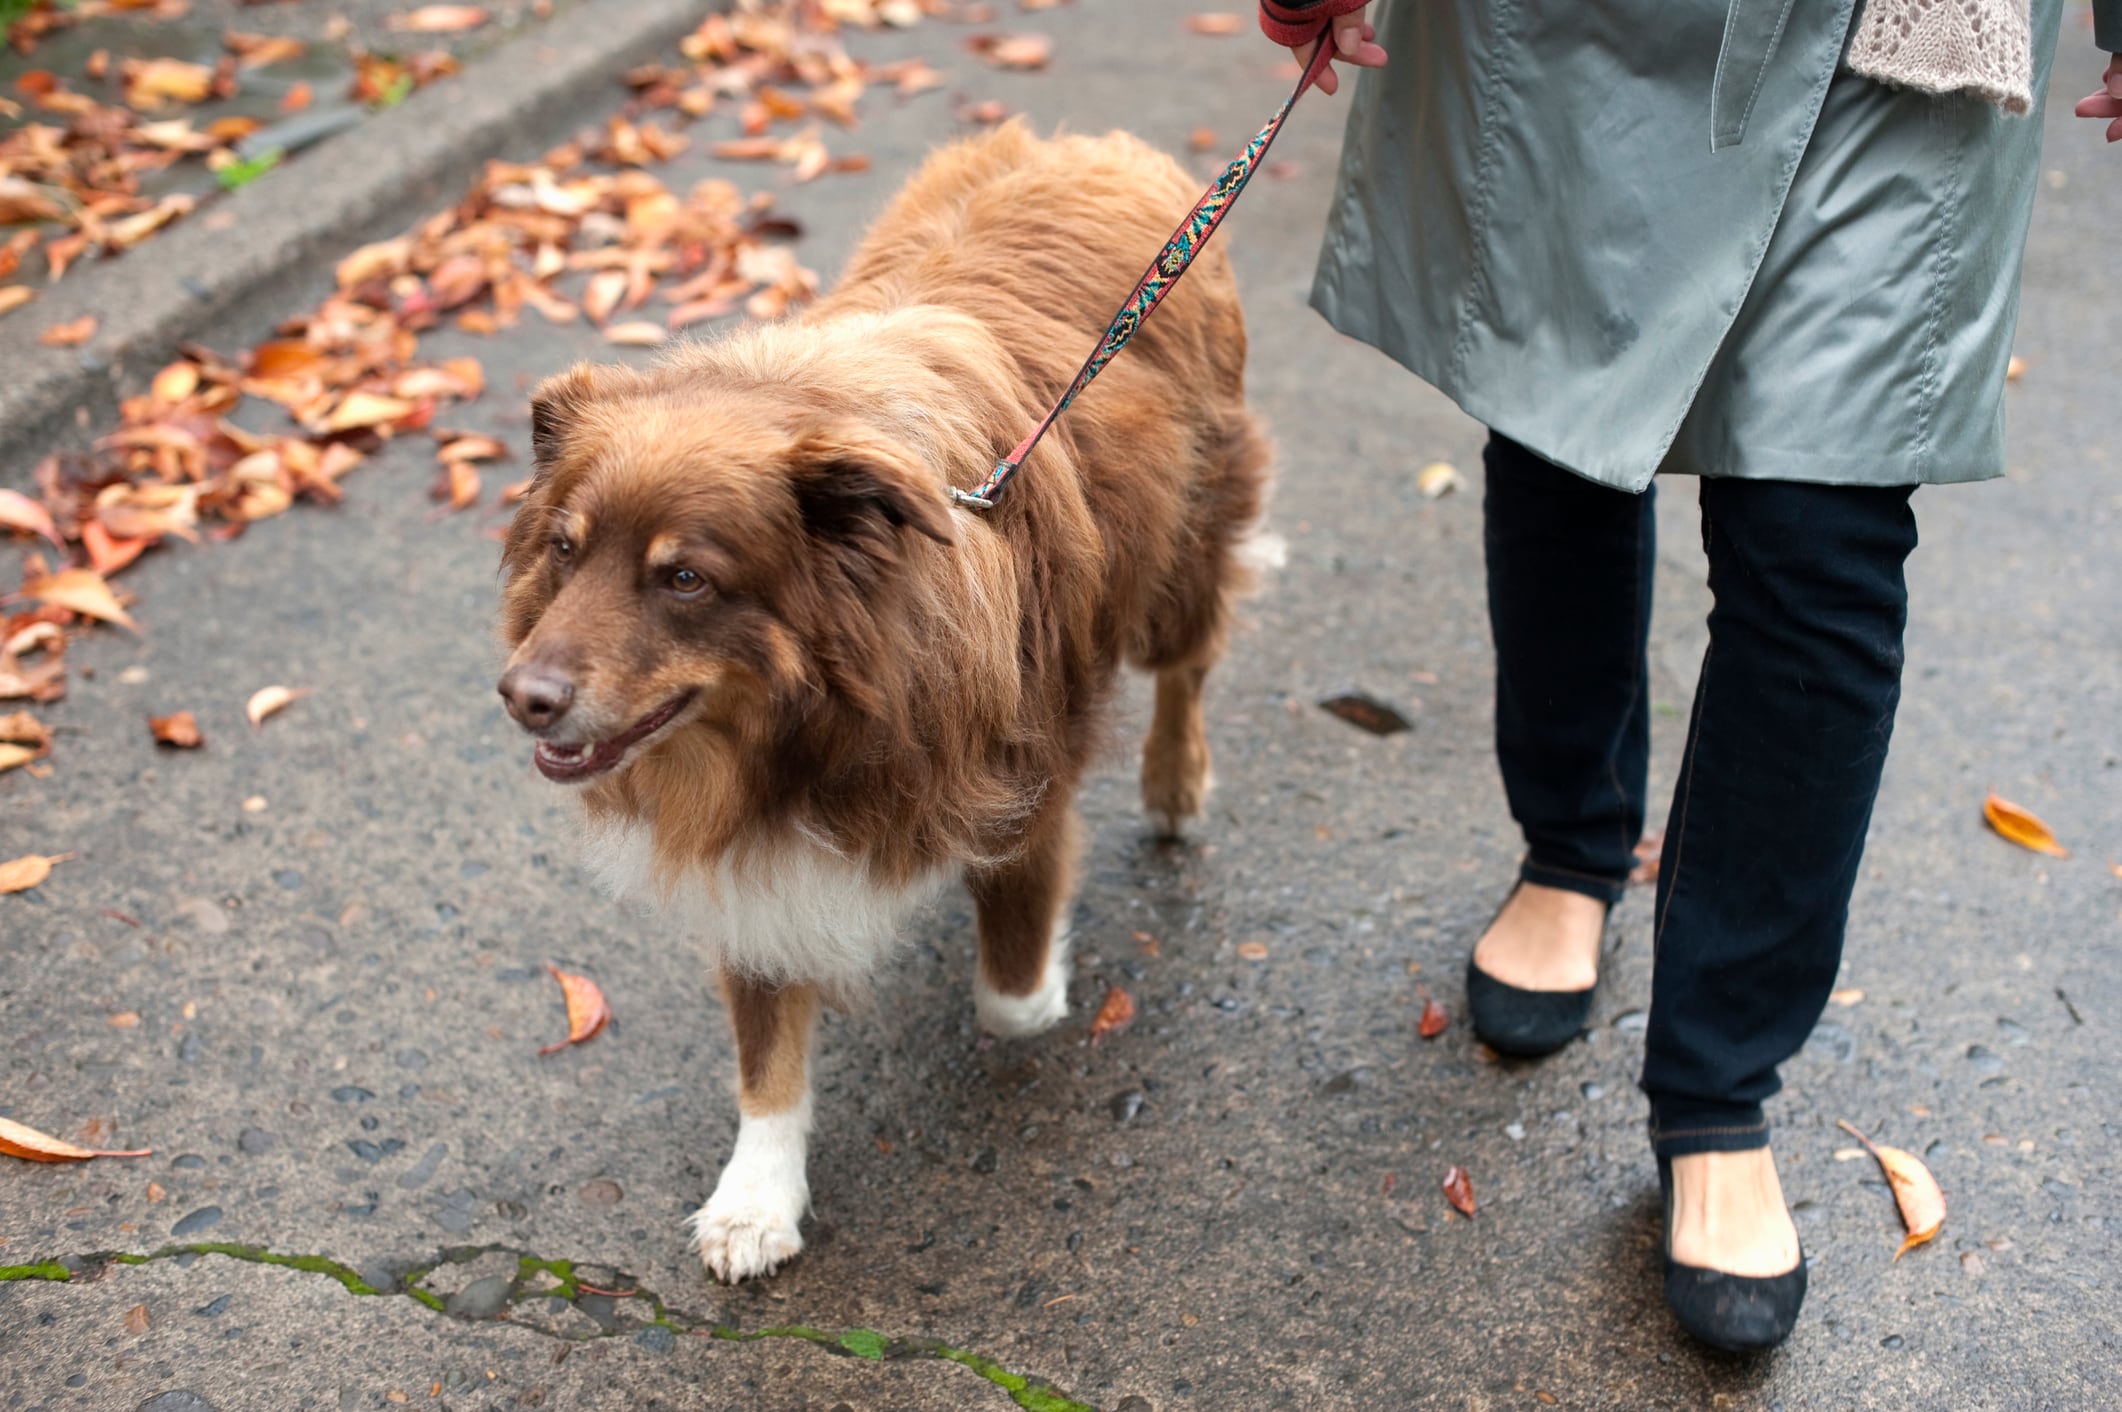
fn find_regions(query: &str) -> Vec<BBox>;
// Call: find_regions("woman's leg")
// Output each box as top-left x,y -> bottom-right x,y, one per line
1477,433 -> 1655,990
1646,476 -> 1918,1273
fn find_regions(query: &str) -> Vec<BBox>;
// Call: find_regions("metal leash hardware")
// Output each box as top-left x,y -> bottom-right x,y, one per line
951,39 -> 1337,511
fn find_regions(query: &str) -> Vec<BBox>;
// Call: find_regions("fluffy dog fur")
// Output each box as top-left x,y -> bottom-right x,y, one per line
497,123 -> 1272,1282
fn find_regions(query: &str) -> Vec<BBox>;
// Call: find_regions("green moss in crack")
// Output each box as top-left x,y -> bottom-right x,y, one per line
515,1255 -> 579,1301
0,1262 -> 73,1282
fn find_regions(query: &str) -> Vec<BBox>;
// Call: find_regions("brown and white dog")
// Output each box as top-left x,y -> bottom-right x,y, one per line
497,123 -> 1273,1282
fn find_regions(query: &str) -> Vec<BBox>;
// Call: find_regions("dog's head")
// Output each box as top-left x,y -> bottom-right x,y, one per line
496,361 -> 956,784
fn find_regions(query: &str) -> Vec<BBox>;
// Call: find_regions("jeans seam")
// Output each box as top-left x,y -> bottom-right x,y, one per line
1656,633 -> 1712,948
1606,496 -> 1649,870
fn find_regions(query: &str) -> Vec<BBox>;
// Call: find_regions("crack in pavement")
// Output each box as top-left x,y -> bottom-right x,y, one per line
2,1242 -> 1096,1412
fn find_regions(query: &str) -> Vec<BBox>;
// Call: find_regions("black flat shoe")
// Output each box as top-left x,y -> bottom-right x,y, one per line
1658,1156 -> 1807,1353
1464,959 -> 1596,1056
1463,884 -> 1603,1057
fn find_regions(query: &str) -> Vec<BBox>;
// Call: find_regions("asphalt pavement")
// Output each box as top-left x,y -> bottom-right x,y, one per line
3,2 -> 2119,1409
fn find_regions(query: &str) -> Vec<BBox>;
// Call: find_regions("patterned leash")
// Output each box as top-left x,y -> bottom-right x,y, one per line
950,39 -> 1337,511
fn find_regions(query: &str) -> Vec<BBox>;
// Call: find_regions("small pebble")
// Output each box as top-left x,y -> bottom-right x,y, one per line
171,1206 -> 223,1237
238,1129 -> 274,1155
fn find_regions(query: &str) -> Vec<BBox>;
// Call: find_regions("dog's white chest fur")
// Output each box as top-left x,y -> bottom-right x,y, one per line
581,818 -> 950,987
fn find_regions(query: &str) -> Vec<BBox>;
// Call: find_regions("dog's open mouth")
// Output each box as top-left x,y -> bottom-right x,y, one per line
532,692 -> 695,783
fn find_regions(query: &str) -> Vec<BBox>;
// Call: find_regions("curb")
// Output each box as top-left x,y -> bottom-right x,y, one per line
0,0 -> 713,488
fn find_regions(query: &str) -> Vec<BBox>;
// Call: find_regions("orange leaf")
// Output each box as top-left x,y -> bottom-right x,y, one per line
1982,792 -> 2068,858
124,1303 -> 151,1334
1443,1165 -> 1476,1217
604,320 -> 667,347
149,711 -> 203,748
0,742 -> 37,774
280,80 -> 312,112
539,963 -> 611,1055
1630,830 -> 1663,884
151,360 -> 200,404
1185,13 -> 1246,35
245,684 -> 305,727
965,33 -> 1054,69
0,490 -> 63,549
24,566 -> 136,630
0,286 -> 33,317
1087,985 -> 1135,1045
0,1114 -> 150,1162
388,5 -> 489,33
0,853 -> 71,893
322,391 -> 418,433
1417,988 -> 1448,1039
0,712 -> 51,750
82,522 -> 154,578
1837,1120 -> 1945,1258
39,314 -> 97,347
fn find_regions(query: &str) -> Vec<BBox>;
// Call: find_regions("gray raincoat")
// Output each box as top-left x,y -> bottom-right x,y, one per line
1310,0 -> 2101,491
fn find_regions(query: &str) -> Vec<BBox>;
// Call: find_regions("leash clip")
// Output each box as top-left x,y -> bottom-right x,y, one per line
949,487 -> 997,510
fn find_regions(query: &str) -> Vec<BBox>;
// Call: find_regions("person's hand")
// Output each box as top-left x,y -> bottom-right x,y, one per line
2076,52 -> 2122,143
1292,7 -> 1388,98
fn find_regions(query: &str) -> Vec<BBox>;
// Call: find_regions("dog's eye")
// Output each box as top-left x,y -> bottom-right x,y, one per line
550,535 -> 575,564
668,568 -> 706,598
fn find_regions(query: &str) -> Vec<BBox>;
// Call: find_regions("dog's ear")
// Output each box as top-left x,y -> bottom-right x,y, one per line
528,363 -> 608,467
788,425 -> 956,550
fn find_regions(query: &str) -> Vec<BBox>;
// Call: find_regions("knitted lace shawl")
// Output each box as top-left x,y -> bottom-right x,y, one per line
1260,0 -> 2036,116
1845,0 -> 2033,114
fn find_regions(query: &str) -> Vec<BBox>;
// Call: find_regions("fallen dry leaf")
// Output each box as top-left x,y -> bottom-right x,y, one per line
1318,691 -> 1412,736
39,314 -> 97,347
0,1114 -> 150,1162
1087,985 -> 1136,1045
322,391 -> 418,434
1415,461 -> 1460,499
1829,987 -> 1865,1007
1236,939 -> 1269,961
0,490 -> 63,549
149,711 -> 203,748
388,5 -> 489,32
1982,791 -> 2068,858
604,320 -> 667,346
538,963 -> 611,1055
1185,13 -> 1247,35
24,566 -> 136,630
123,58 -> 214,109
245,684 -> 305,727
1630,830 -> 1663,885
965,32 -> 1053,69
1417,988 -> 1448,1039
0,712 -> 51,750
1837,1119 -> 1945,1259
0,743 -> 38,774
124,1304 -> 150,1335
1443,1165 -> 1476,1218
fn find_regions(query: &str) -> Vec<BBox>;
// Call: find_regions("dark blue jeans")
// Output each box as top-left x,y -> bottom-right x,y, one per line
1483,434 -> 1918,1158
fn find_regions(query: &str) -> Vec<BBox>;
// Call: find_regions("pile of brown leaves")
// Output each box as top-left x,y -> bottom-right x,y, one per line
2,0 -> 1032,791
3,4 -> 469,314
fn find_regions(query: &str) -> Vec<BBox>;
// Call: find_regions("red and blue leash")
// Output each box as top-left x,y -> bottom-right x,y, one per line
950,39 -> 1338,511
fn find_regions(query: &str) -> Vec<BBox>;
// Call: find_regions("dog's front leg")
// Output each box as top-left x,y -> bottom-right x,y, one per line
692,973 -> 820,1283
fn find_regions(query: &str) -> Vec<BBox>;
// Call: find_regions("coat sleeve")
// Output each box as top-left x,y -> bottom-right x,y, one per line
2097,0 -> 2121,52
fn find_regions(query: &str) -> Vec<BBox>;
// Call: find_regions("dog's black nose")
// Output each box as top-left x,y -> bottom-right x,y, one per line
499,663 -> 575,731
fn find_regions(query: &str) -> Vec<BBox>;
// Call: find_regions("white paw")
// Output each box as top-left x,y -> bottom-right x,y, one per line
975,928 -> 1071,1038
690,1101 -> 810,1283
690,1191 -> 806,1283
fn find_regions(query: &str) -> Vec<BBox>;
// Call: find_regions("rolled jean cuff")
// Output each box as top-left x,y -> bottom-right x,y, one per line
1648,1104 -> 1771,1159
1518,856 -> 1628,906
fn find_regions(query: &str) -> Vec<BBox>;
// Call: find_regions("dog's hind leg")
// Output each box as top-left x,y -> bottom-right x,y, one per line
969,803 -> 1080,1037
692,974 -> 820,1283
